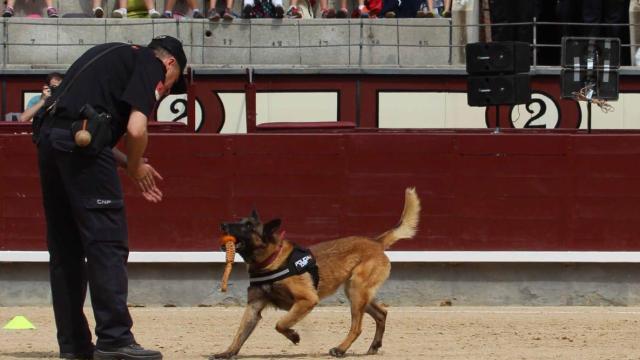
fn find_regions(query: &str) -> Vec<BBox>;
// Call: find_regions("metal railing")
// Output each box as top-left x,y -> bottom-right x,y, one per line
0,18 -> 637,68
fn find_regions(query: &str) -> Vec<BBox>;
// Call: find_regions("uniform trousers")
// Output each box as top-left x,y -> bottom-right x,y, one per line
37,118 -> 134,354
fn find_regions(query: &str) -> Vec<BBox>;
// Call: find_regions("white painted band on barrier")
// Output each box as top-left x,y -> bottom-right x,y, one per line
3,251 -> 640,263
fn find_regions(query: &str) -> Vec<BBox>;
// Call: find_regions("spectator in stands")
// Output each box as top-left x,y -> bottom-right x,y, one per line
2,0 -> 58,17
418,0 -> 451,18
207,0 -> 235,20
241,0 -> 285,18
381,0 -> 419,18
318,0 -> 349,18
19,73 -> 63,123
583,0 -> 631,65
583,0 -> 630,40
285,0 -> 303,18
355,0 -> 382,18
92,0 -> 106,17
112,0 -> 161,18
162,0 -> 204,18
536,0 -> 564,65
488,0 -> 534,43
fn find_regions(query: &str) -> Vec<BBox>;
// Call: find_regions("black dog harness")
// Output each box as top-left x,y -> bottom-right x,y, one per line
249,245 -> 320,289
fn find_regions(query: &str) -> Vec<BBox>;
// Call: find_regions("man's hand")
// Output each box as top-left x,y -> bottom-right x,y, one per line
42,85 -> 51,99
127,162 -> 164,203
124,109 -> 163,202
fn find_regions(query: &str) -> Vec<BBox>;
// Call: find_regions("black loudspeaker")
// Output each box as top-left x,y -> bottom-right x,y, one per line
465,41 -> 531,74
467,74 -> 531,106
561,37 -> 620,70
561,69 -> 619,100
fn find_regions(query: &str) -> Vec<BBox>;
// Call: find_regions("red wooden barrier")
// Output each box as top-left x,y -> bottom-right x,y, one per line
3,130 -> 640,252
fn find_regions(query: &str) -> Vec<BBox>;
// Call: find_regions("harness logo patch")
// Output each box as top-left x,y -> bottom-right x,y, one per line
96,199 -> 112,205
295,255 -> 312,270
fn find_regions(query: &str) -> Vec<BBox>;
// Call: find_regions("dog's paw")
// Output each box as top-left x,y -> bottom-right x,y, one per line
210,351 -> 237,359
276,326 -> 301,344
367,340 -> 382,355
329,347 -> 346,357
284,329 -> 300,344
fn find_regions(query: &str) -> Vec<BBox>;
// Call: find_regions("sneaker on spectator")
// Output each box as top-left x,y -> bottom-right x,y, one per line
337,8 -> 348,18
425,10 -> 435,18
353,7 -> 368,18
161,10 -> 172,18
112,8 -> 127,18
193,9 -> 204,18
274,5 -> 284,18
149,9 -> 161,18
2,6 -> 14,17
242,5 -> 255,18
416,2 -> 427,17
93,6 -> 104,18
321,8 -> 336,18
383,10 -> 395,18
286,6 -> 302,18
222,7 -> 234,20
47,7 -> 58,18
208,8 -> 221,21
441,10 -> 451,18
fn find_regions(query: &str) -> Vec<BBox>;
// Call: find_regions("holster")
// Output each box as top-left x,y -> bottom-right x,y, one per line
70,104 -> 112,156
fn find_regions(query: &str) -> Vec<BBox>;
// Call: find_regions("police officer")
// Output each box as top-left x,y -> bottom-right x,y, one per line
35,36 -> 187,360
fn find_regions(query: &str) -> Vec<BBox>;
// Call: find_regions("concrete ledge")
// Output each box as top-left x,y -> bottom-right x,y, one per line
3,262 -> 640,306
1,18 -> 459,66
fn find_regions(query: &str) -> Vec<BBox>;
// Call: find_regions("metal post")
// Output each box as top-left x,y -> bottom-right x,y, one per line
245,68 -> 257,133
587,100 -> 592,134
494,105 -> 501,134
186,67 -> 196,133
533,17 -> 537,69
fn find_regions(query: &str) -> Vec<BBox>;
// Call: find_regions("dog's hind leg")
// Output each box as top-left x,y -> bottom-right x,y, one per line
275,286 -> 319,345
330,259 -> 390,357
365,301 -> 387,355
329,278 -> 370,357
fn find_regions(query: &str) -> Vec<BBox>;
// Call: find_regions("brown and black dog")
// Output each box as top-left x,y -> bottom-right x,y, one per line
213,187 -> 421,359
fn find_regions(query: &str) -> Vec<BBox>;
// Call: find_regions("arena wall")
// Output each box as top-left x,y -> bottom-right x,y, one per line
4,4 -> 640,306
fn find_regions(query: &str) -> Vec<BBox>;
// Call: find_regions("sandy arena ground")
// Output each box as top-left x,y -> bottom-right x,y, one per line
2,306 -> 640,359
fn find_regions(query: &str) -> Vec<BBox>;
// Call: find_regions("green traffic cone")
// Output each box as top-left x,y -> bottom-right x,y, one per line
3,316 -> 36,330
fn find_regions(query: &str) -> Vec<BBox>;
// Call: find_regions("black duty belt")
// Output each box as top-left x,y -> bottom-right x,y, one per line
48,116 -> 76,130
249,245 -> 320,289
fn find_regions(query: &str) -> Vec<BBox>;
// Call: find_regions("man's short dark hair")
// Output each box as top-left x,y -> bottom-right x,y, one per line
46,72 -> 63,86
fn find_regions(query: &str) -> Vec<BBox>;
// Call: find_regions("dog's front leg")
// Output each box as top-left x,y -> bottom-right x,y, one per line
275,293 -> 319,345
212,288 -> 268,359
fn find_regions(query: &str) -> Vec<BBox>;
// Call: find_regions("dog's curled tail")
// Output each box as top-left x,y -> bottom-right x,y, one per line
375,187 -> 421,249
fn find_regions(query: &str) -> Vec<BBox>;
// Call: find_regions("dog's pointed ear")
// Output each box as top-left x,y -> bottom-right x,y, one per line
263,218 -> 281,240
250,209 -> 260,221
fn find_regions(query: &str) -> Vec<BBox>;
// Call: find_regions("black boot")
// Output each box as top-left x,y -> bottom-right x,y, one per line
59,352 -> 93,359
94,343 -> 162,360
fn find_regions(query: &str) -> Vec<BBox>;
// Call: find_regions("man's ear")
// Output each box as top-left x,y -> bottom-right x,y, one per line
263,219 -> 281,240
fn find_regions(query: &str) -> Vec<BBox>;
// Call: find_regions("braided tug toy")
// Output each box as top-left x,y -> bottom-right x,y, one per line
219,235 -> 236,292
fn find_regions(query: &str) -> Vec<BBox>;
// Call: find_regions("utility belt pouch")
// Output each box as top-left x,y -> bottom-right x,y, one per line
70,104 -> 112,156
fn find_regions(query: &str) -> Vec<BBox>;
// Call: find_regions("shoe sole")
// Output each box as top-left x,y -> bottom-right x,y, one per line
94,8 -> 104,18
274,7 -> 284,18
94,350 -> 162,360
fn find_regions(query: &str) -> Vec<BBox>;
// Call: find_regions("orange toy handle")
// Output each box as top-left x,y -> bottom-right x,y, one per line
219,235 -> 236,292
